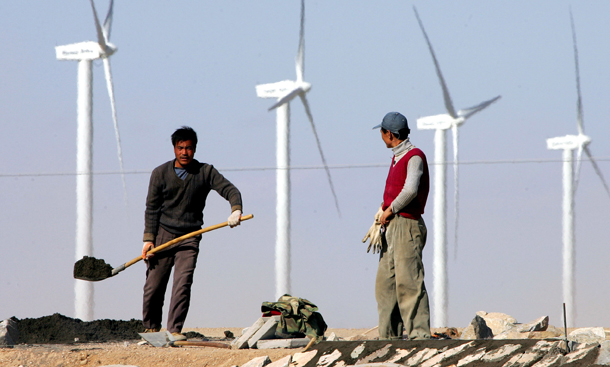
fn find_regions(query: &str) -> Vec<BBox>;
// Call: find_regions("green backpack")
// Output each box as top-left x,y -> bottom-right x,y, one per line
261,294 -> 327,341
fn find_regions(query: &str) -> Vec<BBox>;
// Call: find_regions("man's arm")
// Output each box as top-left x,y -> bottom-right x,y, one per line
206,165 -> 243,227
143,168 -> 164,243
380,156 -> 423,224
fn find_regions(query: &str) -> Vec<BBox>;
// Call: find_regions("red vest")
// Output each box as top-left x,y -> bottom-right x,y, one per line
383,148 -> 429,220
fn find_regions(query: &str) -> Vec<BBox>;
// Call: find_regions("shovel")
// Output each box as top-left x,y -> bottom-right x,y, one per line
74,214 -> 254,281
139,331 -> 231,348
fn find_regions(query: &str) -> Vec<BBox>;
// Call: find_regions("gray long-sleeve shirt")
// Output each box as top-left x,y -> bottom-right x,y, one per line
143,159 -> 242,242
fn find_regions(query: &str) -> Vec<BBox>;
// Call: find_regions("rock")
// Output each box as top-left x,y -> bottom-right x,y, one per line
0,319 -> 19,347
476,311 -> 517,335
224,330 -> 234,339
568,327 -> 606,344
267,355 -> 291,367
290,350 -> 318,367
494,329 -> 532,340
595,340 -> 610,365
326,332 -> 339,341
471,315 -> 493,339
241,355 -> 271,367
515,316 -> 549,332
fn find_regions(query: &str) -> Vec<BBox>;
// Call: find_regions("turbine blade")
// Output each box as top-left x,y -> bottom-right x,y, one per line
268,87 -> 302,111
102,57 -> 128,204
89,0 -> 108,50
457,95 -> 502,119
299,93 -> 341,216
413,6 -> 457,118
103,0 -> 114,41
570,9 -> 585,135
295,0 -> 305,82
584,146 -> 610,198
452,124 -> 459,259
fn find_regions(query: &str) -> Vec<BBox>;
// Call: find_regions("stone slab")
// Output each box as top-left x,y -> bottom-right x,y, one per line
249,316 -> 281,348
233,317 -> 268,349
257,337 -> 310,349
267,355 -> 291,367
242,355 -> 271,367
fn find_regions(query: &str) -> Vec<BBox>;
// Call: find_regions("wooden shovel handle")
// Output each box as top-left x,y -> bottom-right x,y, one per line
172,340 -> 231,349
123,214 -> 254,269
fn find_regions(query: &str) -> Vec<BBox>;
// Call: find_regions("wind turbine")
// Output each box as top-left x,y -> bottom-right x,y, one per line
55,0 -> 126,321
546,10 -> 610,328
413,6 -> 501,328
256,0 -> 340,300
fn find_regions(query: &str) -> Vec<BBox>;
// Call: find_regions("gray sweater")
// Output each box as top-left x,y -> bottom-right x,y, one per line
143,159 -> 242,242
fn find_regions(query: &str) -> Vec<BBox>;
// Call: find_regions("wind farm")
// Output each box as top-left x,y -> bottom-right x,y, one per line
2,0 -> 610,337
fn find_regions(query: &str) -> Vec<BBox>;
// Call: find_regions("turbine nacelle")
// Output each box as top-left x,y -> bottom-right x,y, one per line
55,41 -> 116,61
416,114 -> 464,130
547,134 -> 591,151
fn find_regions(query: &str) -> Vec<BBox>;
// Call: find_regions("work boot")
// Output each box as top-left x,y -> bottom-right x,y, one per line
171,332 -> 187,341
143,328 -> 160,333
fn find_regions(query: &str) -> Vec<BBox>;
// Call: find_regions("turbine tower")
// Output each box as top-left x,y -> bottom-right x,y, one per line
55,0 -> 126,321
413,6 -> 501,327
546,10 -> 610,327
256,0 -> 340,300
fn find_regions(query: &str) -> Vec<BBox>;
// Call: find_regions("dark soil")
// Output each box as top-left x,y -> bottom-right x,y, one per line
14,313 -> 144,344
73,256 -> 113,281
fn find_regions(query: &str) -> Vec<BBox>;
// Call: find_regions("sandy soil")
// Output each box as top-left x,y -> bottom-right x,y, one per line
0,327 -> 376,367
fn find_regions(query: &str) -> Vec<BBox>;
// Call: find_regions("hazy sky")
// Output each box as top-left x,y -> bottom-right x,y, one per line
2,1 -> 610,330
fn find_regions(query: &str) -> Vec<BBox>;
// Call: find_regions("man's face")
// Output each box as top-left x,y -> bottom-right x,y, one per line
174,140 -> 196,168
381,129 -> 394,148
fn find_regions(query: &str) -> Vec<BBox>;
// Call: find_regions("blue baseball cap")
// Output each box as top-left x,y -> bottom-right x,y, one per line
372,112 -> 410,134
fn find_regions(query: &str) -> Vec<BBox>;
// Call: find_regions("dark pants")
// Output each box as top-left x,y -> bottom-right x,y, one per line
142,227 -> 200,333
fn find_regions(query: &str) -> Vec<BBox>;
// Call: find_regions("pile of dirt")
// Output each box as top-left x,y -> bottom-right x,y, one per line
73,256 -> 113,281
14,313 -> 144,344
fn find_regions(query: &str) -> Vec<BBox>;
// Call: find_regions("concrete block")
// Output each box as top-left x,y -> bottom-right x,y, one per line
561,344 -> 599,365
290,350 -> 318,367
249,316 -> 281,348
233,317 -> 268,349
350,342 -> 366,359
480,344 -> 521,362
457,347 -> 487,366
257,337 -> 310,349
420,341 -> 475,367
357,343 -> 392,364
242,355 -> 271,367
317,349 -> 342,367
404,348 -> 438,366
596,340 -> 610,365
0,319 -> 19,347
386,348 -> 416,363
267,355 -> 291,367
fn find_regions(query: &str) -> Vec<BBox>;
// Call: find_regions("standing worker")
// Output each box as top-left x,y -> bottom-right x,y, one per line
363,112 -> 431,340
141,126 -> 243,340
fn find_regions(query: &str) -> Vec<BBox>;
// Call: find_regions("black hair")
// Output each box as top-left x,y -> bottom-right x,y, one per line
171,126 -> 198,147
381,127 -> 410,140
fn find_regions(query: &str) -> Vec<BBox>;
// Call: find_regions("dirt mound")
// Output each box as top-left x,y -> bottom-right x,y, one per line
73,256 -> 113,281
14,313 -> 144,344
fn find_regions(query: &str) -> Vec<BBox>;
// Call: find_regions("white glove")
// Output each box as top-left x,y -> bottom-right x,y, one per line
362,207 -> 384,254
228,209 -> 242,228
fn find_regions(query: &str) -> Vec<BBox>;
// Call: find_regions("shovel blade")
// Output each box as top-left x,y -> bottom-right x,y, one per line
139,331 -> 176,347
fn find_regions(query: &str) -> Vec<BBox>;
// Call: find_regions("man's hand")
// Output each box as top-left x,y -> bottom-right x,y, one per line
142,242 -> 155,260
228,209 -> 242,228
362,207 -> 384,254
379,206 -> 394,226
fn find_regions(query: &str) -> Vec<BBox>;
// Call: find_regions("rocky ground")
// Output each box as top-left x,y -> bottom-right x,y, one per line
0,327 -> 373,367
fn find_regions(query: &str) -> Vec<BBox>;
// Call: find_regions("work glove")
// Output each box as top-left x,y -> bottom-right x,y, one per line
228,209 -> 242,228
362,207 -> 384,254
142,241 -> 155,260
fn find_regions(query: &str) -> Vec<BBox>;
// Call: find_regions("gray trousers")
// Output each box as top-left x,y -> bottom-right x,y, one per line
142,227 -> 201,333
375,215 -> 431,340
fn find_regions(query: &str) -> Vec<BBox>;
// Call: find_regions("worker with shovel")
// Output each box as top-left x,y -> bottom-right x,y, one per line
363,112 -> 431,340
141,126 -> 243,341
